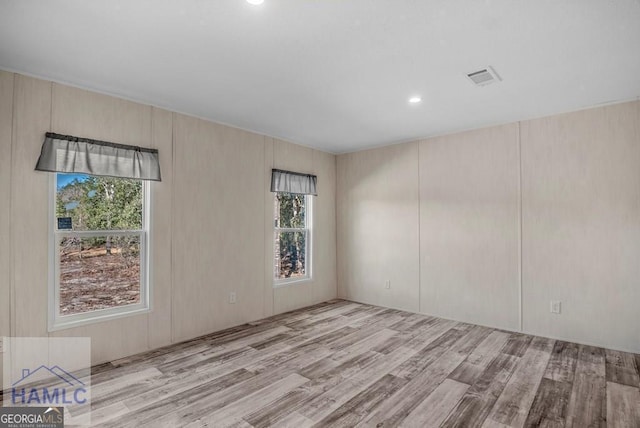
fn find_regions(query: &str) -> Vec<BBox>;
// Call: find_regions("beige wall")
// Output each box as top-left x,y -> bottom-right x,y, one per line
0,71 -> 13,380
521,102 -> 640,352
171,114 -> 266,340
337,143 -> 420,311
0,72 -> 337,366
419,124 -> 521,331
337,100 -> 640,354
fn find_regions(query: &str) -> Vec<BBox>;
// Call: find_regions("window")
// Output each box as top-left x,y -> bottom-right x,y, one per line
274,192 -> 312,285
49,172 -> 150,330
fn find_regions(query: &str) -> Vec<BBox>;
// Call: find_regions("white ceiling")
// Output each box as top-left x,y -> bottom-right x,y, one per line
1,1 -> 639,153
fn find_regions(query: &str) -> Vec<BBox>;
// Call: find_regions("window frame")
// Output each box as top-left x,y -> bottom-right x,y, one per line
48,173 -> 152,331
273,192 -> 313,287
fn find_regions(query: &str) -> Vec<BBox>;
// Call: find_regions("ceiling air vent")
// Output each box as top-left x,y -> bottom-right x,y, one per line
466,66 -> 501,87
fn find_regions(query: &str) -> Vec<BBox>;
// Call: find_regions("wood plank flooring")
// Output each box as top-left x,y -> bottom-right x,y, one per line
71,300 -> 640,426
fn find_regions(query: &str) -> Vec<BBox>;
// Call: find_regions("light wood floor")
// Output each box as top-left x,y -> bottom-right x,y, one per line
84,300 -> 640,427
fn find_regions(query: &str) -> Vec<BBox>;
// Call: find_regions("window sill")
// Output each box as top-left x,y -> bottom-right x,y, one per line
48,306 -> 151,332
273,277 -> 312,289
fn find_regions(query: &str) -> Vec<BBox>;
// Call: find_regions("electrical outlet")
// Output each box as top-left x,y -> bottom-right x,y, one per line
550,300 -> 561,314
229,292 -> 237,304
385,280 -> 391,289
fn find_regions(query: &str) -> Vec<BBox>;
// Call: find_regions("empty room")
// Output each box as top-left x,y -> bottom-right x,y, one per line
1,1 -> 639,427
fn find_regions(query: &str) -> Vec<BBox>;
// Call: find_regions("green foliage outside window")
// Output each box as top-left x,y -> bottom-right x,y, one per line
56,175 -> 142,231
56,174 -> 142,259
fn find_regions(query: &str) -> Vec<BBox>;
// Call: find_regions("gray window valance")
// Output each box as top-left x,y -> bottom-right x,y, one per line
270,169 -> 317,196
35,132 -> 161,181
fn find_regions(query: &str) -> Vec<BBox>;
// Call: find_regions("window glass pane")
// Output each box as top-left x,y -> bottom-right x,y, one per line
59,235 -> 141,315
276,193 -> 306,229
56,173 -> 143,231
275,231 -> 307,279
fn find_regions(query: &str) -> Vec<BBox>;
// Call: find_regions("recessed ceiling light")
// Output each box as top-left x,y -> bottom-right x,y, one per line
408,96 -> 422,104
246,0 -> 264,5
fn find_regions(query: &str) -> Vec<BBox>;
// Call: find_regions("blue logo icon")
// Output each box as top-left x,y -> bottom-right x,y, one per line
11,365 -> 87,406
